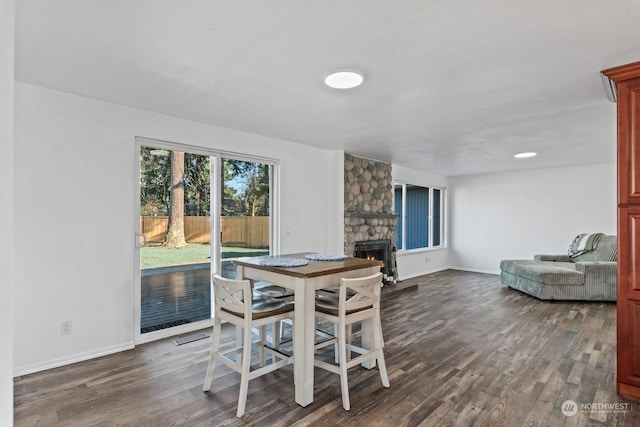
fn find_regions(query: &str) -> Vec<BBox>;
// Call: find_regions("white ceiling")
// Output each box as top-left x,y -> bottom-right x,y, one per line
14,1 -> 640,176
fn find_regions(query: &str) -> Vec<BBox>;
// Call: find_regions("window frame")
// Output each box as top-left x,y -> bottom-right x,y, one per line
393,181 -> 446,252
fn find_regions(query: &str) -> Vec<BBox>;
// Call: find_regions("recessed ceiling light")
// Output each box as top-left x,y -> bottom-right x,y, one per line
514,152 -> 537,159
325,70 -> 364,89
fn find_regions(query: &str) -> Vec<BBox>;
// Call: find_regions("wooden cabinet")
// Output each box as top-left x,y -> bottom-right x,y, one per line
617,205 -> 640,397
602,61 -> 640,399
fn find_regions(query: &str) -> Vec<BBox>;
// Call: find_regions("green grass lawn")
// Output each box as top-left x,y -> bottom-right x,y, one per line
140,244 -> 269,269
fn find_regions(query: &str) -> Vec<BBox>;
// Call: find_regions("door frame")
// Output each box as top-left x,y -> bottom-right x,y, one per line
134,137 -> 279,344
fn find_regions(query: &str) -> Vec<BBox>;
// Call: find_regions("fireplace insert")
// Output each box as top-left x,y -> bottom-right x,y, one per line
353,239 -> 398,285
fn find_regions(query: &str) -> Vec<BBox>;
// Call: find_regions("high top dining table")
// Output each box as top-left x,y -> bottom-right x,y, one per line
233,253 -> 381,407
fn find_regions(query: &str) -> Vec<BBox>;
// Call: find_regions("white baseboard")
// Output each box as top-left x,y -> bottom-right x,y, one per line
398,265 -> 450,281
13,341 -> 135,377
449,266 -> 500,275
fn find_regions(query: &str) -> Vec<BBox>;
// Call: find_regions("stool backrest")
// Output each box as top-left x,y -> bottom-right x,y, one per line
340,272 -> 383,316
212,274 -> 251,318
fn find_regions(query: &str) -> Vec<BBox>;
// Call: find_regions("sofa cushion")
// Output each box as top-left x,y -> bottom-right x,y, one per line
499,260 -> 584,285
571,234 -> 618,263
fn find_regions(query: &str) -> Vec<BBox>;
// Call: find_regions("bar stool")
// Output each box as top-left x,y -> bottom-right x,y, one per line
313,272 -> 389,410
253,281 -> 294,348
203,274 -> 294,418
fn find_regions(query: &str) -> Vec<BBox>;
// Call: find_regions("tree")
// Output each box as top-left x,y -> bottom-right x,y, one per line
140,147 -> 171,216
243,164 -> 269,216
223,159 -> 269,216
184,153 -> 210,216
164,151 -> 187,248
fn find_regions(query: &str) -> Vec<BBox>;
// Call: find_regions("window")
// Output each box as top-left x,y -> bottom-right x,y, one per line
393,183 -> 445,250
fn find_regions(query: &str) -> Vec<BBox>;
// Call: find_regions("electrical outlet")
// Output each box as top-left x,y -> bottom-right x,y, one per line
61,320 -> 72,335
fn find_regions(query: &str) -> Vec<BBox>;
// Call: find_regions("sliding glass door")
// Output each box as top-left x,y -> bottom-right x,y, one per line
135,139 -> 275,339
138,145 -> 213,335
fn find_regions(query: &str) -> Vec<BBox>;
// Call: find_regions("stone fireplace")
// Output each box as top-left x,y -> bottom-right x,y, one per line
344,153 -> 398,283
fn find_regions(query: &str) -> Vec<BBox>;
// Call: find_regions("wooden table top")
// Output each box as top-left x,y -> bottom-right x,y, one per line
232,252 -> 382,278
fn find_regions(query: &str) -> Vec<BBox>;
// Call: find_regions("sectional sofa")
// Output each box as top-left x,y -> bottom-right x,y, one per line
500,234 -> 617,301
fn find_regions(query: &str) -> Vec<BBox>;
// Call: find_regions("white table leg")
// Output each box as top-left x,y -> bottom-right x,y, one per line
293,277 -> 315,406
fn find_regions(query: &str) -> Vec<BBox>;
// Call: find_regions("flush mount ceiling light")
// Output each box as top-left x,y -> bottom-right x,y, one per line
324,70 -> 364,89
514,152 -> 537,159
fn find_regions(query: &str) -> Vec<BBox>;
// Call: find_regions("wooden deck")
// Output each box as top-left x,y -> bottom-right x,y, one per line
140,261 -> 236,333
141,265 -> 211,332
15,269 -> 640,426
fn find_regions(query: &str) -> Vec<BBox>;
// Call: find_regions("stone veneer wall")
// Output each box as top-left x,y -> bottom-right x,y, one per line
344,153 -> 397,256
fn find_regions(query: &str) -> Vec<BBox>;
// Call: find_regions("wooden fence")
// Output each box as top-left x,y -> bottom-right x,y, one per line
140,216 -> 269,247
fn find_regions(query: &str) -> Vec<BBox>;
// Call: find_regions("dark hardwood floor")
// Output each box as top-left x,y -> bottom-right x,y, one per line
14,270 -> 640,426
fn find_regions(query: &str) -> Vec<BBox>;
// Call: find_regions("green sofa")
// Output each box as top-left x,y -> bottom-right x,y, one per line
500,234 -> 617,301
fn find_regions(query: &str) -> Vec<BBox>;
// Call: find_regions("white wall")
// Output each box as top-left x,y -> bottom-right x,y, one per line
0,0 -> 14,423
392,164 -> 451,279
449,163 -> 617,273
13,83 -> 344,375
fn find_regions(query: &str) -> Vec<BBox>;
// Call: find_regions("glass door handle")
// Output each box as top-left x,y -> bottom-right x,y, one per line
135,232 -> 147,249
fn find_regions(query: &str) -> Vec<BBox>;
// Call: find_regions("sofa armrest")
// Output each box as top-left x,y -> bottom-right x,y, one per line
575,261 -> 617,276
534,254 -> 571,262
574,261 -> 617,301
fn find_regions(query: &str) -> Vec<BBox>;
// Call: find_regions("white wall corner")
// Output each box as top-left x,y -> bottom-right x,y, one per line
0,1 -> 15,424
